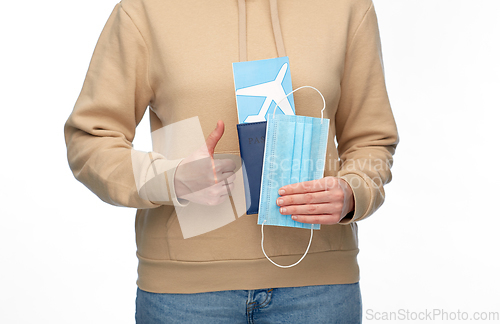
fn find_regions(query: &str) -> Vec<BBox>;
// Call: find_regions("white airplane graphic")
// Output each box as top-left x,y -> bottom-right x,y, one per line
236,63 -> 294,123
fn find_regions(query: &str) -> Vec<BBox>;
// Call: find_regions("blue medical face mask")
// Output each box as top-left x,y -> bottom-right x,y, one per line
258,87 -> 329,229
258,86 -> 330,268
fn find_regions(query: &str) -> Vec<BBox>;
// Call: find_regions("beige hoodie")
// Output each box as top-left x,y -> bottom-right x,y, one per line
64,0 -> 398,293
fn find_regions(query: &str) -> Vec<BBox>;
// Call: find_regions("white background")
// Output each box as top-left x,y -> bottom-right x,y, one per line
1,0 -> 499,323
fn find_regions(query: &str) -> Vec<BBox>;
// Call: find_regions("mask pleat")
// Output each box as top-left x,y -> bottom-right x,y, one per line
300,119 -> 313,183
290,116 -> 304,185
261,115 -> 292,226
281,116 -> 296,227
315,121 -> 329,180
310,118 -> 321,179
278,116 -> 295,189
258,115 -> 329,231
260,117 -> 279,224
287,116 -> 304,227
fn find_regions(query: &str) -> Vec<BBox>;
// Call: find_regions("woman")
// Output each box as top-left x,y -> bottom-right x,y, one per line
64,0 -> 398,322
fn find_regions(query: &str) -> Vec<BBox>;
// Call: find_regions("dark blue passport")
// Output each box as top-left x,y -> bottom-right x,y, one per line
236,121 -> 267,215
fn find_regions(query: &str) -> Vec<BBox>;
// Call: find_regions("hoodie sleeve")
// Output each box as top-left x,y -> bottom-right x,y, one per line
64,3 -> 183,208
336,1 -> 399,224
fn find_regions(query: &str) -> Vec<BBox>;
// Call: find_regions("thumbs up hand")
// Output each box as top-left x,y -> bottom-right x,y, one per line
174,120 -> 237,205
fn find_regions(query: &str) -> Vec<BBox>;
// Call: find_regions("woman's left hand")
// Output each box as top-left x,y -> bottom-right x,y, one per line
276,176 -> 355,225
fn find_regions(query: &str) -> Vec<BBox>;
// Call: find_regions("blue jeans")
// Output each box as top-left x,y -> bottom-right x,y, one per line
135,283 -> 362,323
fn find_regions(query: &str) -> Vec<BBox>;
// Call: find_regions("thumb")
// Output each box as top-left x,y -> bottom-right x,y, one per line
205,120 -> 224,156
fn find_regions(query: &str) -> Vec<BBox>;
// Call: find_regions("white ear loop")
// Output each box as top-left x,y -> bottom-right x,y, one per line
261,221 -> 314,268
273,85 -> 326,123
261,85 -> 324,268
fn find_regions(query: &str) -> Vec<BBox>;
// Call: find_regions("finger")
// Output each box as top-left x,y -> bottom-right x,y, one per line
209,160 -> 236,184
211,178 -> 235,193
291,214 -> 342,225
276,191 -> 334,207
209,182 -> 235,205
213,158 -> 236,173
279,203 -> 342,216
217,171 -> 236,184
212,193 -> 230,206
279,177 -> 339,195
207,195 -> 226,206
205,120 -> 225,156
201,182 -> 230,199
221,181 -> 235,196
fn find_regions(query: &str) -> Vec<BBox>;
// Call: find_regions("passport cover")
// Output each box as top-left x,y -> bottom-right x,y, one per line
237,121 -> 267,215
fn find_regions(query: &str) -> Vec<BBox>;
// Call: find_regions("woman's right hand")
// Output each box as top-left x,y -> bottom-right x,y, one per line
174,120 -> 236,205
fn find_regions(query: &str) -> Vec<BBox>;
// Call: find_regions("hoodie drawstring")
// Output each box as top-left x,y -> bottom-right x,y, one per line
238,0 -> 286,62
238,0 -> 247,62
269,0 -> 286,58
